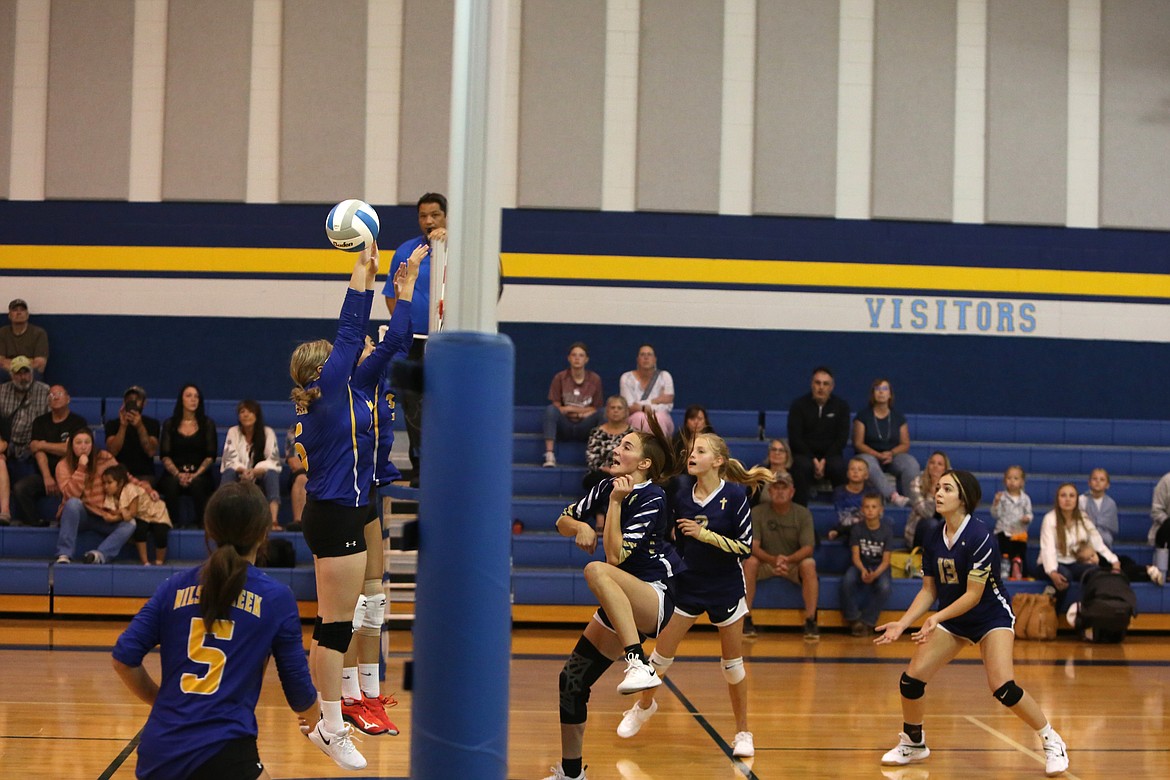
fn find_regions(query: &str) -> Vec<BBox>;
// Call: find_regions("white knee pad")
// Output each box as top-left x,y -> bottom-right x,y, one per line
649,650 -> 674,677
362,592 -> 387,631
721,657 -> 745,685
351,593 -> 369,631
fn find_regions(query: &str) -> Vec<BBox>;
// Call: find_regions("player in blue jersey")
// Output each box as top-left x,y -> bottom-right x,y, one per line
288,242 -> 424,769
874,469 -> 1069,776
544,414 -> 684,780
616,432 -> 773,758
112,482 -> 318,780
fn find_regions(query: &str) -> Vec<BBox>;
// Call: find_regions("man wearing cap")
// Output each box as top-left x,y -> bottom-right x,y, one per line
0,357 -> 51,524
13,384 -> 87,525
105,386 -> 160,485
0,300 -> 49,378
744,471 -> 821,640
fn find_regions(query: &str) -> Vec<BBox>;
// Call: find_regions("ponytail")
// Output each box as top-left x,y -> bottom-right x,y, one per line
199,482 -> 270,633
635,410 -> 685,485
200,544 -> 250,633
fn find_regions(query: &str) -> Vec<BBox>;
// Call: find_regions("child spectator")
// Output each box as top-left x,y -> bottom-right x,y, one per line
991,465 -> 1032,579
840,492 -> 894,636
827,457 -> 869,540
102,464 -> 172,566
1079,468 -> 1119,549
1074,541 -> 1163,586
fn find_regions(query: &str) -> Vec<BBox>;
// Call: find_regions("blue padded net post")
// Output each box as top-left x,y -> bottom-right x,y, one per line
410,331 -> 513,778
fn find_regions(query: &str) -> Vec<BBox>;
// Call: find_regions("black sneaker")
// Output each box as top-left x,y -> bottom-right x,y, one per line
803,618 -> 820,641
742,614 -> 757,638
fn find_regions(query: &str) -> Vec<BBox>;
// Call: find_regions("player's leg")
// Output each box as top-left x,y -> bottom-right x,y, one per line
582,561 -> 663,645
553,620 -> 621,780
357,515 -> 398,733
716,600 -> 751,751
882,627 -> 964,765
618,610 -> 695,738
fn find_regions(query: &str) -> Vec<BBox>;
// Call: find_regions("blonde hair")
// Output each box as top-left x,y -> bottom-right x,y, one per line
289,339 -> 332,412
848,456 -> 870,478
917,450 -> 951,497
696,433 -> 774,492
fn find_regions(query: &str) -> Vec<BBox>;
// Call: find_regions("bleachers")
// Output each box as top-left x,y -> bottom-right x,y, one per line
511,405 -> 1170,628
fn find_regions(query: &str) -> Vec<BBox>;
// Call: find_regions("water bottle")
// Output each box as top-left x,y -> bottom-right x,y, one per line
1000,554 -> 1011,581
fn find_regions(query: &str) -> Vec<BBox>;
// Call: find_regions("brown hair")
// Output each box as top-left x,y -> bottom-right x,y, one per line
868,377 -> 895,407
62,428 -> 100,491
1053,482 -> 1088,557
941,469 -> 982,514
199,482 -> 270,633
628,410 -> 683,485
289,339 -> 332,412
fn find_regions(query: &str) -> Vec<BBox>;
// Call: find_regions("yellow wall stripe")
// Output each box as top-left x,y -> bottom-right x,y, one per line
501,252 -> 1170,300
0,245 -> 346,274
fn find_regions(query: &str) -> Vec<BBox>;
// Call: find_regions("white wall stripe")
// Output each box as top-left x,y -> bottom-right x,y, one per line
1066,0 -> 1101,229
128,0 -> 168,202
952,0 -> 986,224
498,0 -> 521,209
601,0 -> 639,212
364,0 -> 403,204
718,0 -> 755,216
245,0 -> 282,204
835,0 -> 874,220
8,0 -> 50,200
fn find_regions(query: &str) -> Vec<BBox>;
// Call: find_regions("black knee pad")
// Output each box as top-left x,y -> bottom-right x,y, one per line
313,620 -> 354,653
900,672 -> 927,700
558,636 -> 613,725
993,679 -> 1024,707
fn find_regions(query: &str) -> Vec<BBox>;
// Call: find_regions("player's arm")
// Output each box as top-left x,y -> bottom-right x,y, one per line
875,576 -> 937,644
928,575 -> 984,626
112,658 -> 159,705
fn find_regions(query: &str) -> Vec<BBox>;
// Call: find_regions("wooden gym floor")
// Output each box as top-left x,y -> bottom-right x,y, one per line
1,618 -> 1167,779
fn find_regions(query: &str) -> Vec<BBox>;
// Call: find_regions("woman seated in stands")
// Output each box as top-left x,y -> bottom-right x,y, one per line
752,438 -> 793,506
582,395 -> 633,492
157,384 -> 218,528
54,428 -> 154,564
903,450 -> 950,549
852,378 -> 919,507
219,399 -> 282,530
619,343 -> 675,437
1039,482 -> 1121,610
672,404 -> 714,458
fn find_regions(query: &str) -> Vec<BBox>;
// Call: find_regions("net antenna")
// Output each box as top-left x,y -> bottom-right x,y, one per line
429,235 -> 448,334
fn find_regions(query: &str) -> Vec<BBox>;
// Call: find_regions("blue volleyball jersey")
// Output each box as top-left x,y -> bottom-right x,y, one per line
672,480 -> 753,604
921,514 -> 1013,629
565,477 -> 683,582
113,565 -> 315,780
353,300 -> 411,487
380,235 -> 431,336
371,375 -> 402,486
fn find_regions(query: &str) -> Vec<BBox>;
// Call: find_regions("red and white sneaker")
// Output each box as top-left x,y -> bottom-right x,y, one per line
342,696 -> 388,735
363,693 -> 400,736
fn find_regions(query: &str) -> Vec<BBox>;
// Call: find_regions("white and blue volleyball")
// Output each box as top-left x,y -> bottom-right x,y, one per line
325,199 -> 380,252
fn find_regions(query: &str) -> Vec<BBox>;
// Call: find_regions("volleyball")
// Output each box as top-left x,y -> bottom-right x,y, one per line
325,199 -> 380,252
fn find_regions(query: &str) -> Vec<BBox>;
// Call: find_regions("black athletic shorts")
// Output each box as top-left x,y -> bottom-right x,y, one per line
302,498 -> 368,558
188,736 -> 263,780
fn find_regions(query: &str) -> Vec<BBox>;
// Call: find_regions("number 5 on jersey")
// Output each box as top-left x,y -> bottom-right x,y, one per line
181,617 -> 235,695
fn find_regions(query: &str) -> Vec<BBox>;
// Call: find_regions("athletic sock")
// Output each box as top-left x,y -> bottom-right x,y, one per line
321,698 -> 345,734
1036,722 -> 1054,739
623,644 -> 646,663
904,723 -> 923,744
358,663 -> 380,698
341,667 -> 361,701
562,757 -> 583,778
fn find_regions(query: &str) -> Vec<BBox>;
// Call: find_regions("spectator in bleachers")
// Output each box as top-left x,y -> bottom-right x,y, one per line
751,438 -> 793,507
101,464 -> 171,566
852,378 -> 918,507
1074,541 -> 1162,586
619,343 -> 675,437
828,457 -> 870,541
53,428 -> 138,564
904,450 -> 950,549
0,434 -> 10,524
1149,470 -> 1170,548
1039,482 -> 1120,609
1079,468 -> 1119,549
158,384 -> 218,528
0,300 -> 49,379
542,342 -> 604,468
104,386 -> 160,486
0,356 -> 50,483
12,383 -> 86,526
582,395 -> 633,492
284,424 -> 307,530
840,492 -> 894,636
787,366 -> 850,506
991,465 -> 1032,580
219,400 -> 282,529
672,404 -> 714,458
744,471 -> 819,640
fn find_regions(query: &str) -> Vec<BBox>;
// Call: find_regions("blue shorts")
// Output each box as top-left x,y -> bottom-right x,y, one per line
939,613 -> 1015,644
674,596 -> 749,628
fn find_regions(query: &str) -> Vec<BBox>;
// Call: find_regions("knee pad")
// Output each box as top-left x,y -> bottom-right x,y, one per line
351,593 -> 369,631
721,657 -> 745,685
648,650 -> 674,677
993,679 -> 1024,707
900,672 -> 926,700
359,591 -> 386,637
313,620 -> 354,653
558,637 -> 613,725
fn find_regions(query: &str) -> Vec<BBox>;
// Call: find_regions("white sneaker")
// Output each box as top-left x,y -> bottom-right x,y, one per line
1042,730 -> 1069,776
616,653 -> 661,695
890,491 -> 911,507
1147,565 -> 1165,587
541,763 -> 586,780
54,555 -> 70,564
616,698 -> 658,738
732,730 -> 755,757
881,732 -> 929,765
543,451 -> 557,468
307,721 -> 366,770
